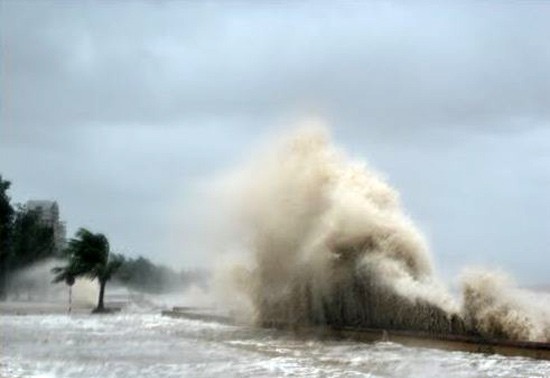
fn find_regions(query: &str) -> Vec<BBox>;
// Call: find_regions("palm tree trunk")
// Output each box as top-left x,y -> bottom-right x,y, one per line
97,279 -> 106,311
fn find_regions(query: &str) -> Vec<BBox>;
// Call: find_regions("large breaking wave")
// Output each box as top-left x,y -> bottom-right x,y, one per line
216,125 -> 549,342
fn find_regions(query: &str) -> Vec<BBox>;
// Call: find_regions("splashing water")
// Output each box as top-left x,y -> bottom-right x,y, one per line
216,125 -> 550,342
7,258 -> 98,307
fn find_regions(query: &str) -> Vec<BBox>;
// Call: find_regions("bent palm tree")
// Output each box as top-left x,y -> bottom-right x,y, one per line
52,228 -> 123,312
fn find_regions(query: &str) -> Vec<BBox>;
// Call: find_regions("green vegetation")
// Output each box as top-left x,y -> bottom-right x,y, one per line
0,174 -> 208,304
115,256 -> 207,293
11,206 -> 57,270
0,175 -> 57,299
52,228 -> 123,312
0,175 -> 15,299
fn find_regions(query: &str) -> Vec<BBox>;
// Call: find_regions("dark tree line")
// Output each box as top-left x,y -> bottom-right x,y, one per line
0,175 -> 57,299
1,174 -> 208,304
114,256 -> 208,293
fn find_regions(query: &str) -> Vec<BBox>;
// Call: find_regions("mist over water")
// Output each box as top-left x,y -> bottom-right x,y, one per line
6,259 -> 98,307
218,125 -> 550,342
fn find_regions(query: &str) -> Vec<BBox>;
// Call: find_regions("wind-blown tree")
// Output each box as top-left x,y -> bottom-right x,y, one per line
52,228 -> 123,312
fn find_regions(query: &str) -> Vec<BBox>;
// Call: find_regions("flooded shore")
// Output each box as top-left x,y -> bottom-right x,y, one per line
2,308 -> 549,378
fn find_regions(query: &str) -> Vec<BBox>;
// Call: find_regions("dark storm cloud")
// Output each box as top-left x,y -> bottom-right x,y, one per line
3,2 -> 549,134
1,1 -> 549,283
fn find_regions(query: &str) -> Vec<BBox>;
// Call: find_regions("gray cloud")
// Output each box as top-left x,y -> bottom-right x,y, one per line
4,2 -> 549,132
1,1 -> 549,283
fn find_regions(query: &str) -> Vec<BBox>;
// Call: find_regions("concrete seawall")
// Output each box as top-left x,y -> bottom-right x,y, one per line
162,307 -> 550,361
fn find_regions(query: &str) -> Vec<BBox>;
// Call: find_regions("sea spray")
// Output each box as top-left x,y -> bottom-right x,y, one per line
462,268 -> 550,342
215,125 -> 549,341
7,258 -> 98,306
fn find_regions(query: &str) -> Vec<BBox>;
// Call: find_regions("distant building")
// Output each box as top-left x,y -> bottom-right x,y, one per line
26,200 -> 67,252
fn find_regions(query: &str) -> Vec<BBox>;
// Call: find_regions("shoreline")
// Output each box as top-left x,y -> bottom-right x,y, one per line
0,300 -> 96,315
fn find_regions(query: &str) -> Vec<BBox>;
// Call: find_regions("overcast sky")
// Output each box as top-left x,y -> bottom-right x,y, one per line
1,1 -> 549,285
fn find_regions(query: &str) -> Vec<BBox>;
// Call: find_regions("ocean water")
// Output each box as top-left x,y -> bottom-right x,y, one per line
2,311 -> 549,378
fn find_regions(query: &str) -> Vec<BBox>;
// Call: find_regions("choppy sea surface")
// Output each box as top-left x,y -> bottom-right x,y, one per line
2,311 -> 549,378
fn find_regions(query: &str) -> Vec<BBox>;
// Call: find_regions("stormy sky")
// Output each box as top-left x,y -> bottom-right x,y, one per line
1,1 -> 549,285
